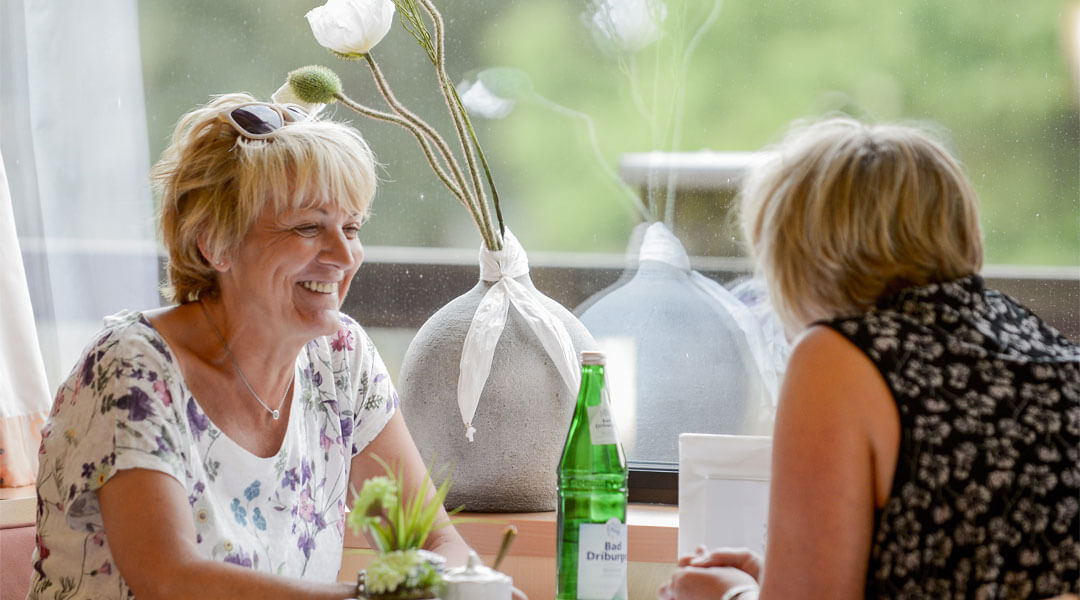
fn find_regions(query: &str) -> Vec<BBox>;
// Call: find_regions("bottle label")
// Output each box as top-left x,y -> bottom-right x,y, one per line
576,517 -> 628,599
587,390 -> 618,445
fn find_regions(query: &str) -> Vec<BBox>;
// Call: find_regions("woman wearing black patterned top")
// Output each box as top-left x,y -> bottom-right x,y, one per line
660,118 -> 1079,600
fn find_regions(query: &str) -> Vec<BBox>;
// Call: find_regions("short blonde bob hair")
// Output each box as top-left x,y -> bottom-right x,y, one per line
739,117 -> 983,334
151,93 -> 377,303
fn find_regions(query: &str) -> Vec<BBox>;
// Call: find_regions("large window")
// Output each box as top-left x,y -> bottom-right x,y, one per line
139,1 -> 1078,263
6,1 -> 1077,481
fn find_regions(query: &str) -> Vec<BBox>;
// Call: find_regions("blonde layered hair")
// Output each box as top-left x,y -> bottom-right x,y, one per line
739,117 -> 983,334
151,93 -> 377,303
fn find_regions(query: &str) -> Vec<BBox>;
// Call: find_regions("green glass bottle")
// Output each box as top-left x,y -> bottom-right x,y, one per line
556,350 -> 628,600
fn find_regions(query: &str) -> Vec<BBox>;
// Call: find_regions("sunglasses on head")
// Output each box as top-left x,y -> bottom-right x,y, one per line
221,102 -> 310,140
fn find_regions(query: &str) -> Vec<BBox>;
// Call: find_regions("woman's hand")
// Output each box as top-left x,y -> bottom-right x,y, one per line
659,545 -> 760,599
678,545 -> 763,578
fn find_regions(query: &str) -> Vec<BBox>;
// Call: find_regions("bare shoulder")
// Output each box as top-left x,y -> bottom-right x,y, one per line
790,324 -> 869,362
142,303 -> 191,332
784,325 -> 885,398
142,303 -> 203,354
781,324 -> 896,427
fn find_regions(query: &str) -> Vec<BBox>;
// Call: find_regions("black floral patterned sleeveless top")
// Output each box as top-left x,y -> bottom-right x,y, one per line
823,275 -> 1079,599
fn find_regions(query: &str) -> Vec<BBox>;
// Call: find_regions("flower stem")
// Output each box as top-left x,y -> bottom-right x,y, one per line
333,92 -> 483,229
440,75 -> 495,248
663,0 -> 724,227
416,0 -> 501,250
448,82 -> 505,237
362,53 -> 474,214
626,56 -> 662,219
382,0 -> 505,250
532,95 -> 653,222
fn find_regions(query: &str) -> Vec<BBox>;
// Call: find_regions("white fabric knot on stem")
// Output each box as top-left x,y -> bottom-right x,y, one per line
456,229 -> 580,441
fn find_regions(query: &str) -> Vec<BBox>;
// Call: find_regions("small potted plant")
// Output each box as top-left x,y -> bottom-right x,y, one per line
348,457 -> 459,600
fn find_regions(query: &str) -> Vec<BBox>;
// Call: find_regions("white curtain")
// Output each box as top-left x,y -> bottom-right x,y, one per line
0,0 -> 160,485
0,150 -> 49,487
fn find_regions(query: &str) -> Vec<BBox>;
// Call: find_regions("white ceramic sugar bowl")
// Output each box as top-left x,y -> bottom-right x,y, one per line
442,551 -> 512,600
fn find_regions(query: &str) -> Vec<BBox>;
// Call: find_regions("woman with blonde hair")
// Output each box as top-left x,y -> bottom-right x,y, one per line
28,93 -> 474,599
661,117 -> 1079,599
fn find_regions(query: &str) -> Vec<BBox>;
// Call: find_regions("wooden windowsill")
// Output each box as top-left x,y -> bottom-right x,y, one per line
345,503 -> 677,561
341,503 -> 678,599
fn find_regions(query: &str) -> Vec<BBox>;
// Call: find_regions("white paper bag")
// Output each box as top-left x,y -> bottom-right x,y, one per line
678,433 -> 772,557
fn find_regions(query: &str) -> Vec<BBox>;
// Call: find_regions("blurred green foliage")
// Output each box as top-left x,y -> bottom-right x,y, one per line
138,0 -> 1079,265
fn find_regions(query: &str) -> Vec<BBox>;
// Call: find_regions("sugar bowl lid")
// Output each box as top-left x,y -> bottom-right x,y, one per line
444,551 -> 510,584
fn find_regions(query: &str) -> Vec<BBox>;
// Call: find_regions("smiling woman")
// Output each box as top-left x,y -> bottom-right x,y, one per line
26,93 -> 477,600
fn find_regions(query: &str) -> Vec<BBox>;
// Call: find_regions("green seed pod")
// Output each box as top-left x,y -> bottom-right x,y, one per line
287,65 -> 342,104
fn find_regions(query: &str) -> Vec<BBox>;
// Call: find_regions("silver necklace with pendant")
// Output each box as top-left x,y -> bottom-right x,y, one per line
199,300 -> 293,420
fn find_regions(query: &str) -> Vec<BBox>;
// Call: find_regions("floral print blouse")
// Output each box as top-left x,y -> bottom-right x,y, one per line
29,310 -> 398,599
824,275 -> 1079,599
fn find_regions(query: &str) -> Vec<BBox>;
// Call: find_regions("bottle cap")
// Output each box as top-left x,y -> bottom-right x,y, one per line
580,350 -> 605,365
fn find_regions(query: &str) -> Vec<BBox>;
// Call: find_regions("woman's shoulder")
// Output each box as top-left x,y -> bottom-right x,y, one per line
52,309 -> 177,412
836,274 -> 1077,363
785,326 -> 896,407
75,310 -> 174,370
817,306 -> 911,364
46,309 -> 185,462
982,287 -> 1080,361
790,324 -> 880,371
820,275 -> 1000,361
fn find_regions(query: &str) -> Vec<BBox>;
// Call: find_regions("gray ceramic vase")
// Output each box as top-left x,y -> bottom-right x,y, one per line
576,223 -> 766,465
398,272 -> 597,512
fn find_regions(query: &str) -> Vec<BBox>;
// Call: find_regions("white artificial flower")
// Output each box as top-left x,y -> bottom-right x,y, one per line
271,82 -> 326,117
305,0 -> 396,56
587,0 -> 667,55
459,79 -> 516,120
